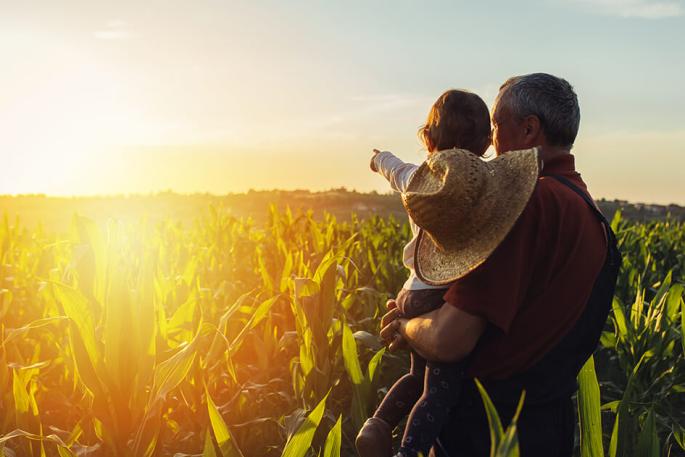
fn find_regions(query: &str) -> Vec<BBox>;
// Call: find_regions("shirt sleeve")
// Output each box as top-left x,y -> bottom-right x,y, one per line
442,191 -> 542,334
372,151 -> 419,193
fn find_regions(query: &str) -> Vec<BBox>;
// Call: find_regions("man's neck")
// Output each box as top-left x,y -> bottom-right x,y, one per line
539,145 -> 571,166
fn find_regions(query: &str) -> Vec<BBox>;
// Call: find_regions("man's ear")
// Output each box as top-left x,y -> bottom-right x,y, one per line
522,115 -> 542,143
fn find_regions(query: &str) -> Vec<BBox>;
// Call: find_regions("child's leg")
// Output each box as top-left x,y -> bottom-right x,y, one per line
397,360 -> 467,457
357,353 -> 427,457
373,351 -> 427,427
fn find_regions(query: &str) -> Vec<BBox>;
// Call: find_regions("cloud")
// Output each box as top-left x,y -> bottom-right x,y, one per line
570,0 -> 684,18
94,20 -> 133,40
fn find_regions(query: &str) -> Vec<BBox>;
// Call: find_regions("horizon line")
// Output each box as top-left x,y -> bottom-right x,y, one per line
1,189 -> 684,208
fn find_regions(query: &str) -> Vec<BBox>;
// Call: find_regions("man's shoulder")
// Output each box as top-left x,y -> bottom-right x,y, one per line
526,174 -> 605,250
528,174 -> 591,213
515,177 -> 561,223
511,174 -> 595,245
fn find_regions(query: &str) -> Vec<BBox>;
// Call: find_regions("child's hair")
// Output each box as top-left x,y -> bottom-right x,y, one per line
418,89 -> 491,156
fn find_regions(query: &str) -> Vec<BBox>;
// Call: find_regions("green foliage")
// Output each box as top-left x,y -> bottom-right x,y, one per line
320,415 -> 342,457
475,379 -> 525,457
578,356 -> 604,457
281,393 -> 328,457
206,387 -> 244,457
0,207 -> 683,456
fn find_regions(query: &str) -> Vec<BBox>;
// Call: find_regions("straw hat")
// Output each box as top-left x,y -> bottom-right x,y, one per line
402,147 -> 540,285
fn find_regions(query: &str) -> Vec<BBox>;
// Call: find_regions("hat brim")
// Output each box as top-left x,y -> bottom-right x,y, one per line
414,149 -> 540,285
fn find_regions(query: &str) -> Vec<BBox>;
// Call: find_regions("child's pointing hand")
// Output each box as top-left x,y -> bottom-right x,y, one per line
370,149 -> 381,172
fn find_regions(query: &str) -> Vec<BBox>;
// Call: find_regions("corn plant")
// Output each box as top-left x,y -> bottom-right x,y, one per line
0,205 -> 683,456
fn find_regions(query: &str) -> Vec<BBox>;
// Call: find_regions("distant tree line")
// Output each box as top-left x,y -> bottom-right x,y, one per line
1,189 -> 683,233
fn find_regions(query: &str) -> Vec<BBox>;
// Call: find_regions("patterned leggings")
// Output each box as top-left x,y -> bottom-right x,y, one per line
374,351 -> 466,457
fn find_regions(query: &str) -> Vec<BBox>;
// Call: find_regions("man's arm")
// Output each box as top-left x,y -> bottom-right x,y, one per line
381,301 -> 487,363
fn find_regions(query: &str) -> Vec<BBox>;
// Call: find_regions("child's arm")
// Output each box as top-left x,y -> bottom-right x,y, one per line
370,149 -> 419,193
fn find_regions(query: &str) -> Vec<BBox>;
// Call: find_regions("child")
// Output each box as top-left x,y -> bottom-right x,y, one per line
356,89 -> 492,457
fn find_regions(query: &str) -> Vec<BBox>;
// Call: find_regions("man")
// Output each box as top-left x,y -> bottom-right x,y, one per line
380,73 -> 620,456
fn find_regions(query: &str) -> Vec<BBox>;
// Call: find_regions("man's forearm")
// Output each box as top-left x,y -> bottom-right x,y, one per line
398,303 -> 486,363
400,310 -> 443,360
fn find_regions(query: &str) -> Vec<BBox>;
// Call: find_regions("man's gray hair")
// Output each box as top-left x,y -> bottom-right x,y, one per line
497,73 -> 580,148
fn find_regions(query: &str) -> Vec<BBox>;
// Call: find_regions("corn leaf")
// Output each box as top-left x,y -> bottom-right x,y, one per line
206,387 -> 244,457
475,379 -> 505,453
2,317 -> 68,345
635,409 -> 660,457
577,356 -> 604,457
366,347 -> 385,387
202,429 -> 218,457
149,323 -> 212,407
321,415 -> 342,457
0,430 -> 74,457
282,392 -> 329,457
50,282 -> 99,369
496,391 -> 525,457
342,322 -> 367,432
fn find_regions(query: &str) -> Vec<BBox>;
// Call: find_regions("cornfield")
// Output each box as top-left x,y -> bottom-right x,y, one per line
0,205 -> 683,456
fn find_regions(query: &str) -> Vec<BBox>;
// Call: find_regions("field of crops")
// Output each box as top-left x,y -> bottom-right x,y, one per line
1,206 -> 683,457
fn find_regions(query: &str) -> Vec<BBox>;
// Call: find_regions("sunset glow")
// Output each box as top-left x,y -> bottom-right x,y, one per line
2,3 -> 684,456
1,1 -> 684,203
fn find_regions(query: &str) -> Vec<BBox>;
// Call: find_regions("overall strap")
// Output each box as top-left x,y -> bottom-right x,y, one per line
549,175 -> 604,221
549,175 -> 619,250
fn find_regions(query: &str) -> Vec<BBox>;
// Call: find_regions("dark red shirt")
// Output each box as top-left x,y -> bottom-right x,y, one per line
443,153 -> 607,379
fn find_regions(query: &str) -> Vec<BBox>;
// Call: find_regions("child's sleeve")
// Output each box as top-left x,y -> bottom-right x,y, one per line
372,151 -> 419,193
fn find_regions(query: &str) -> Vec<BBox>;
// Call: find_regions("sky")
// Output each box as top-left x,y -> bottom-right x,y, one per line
1,0 -> 684,204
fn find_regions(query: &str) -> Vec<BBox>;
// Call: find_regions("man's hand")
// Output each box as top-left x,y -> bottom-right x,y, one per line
370,149 -> 381,172
379,299 -> 408,351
